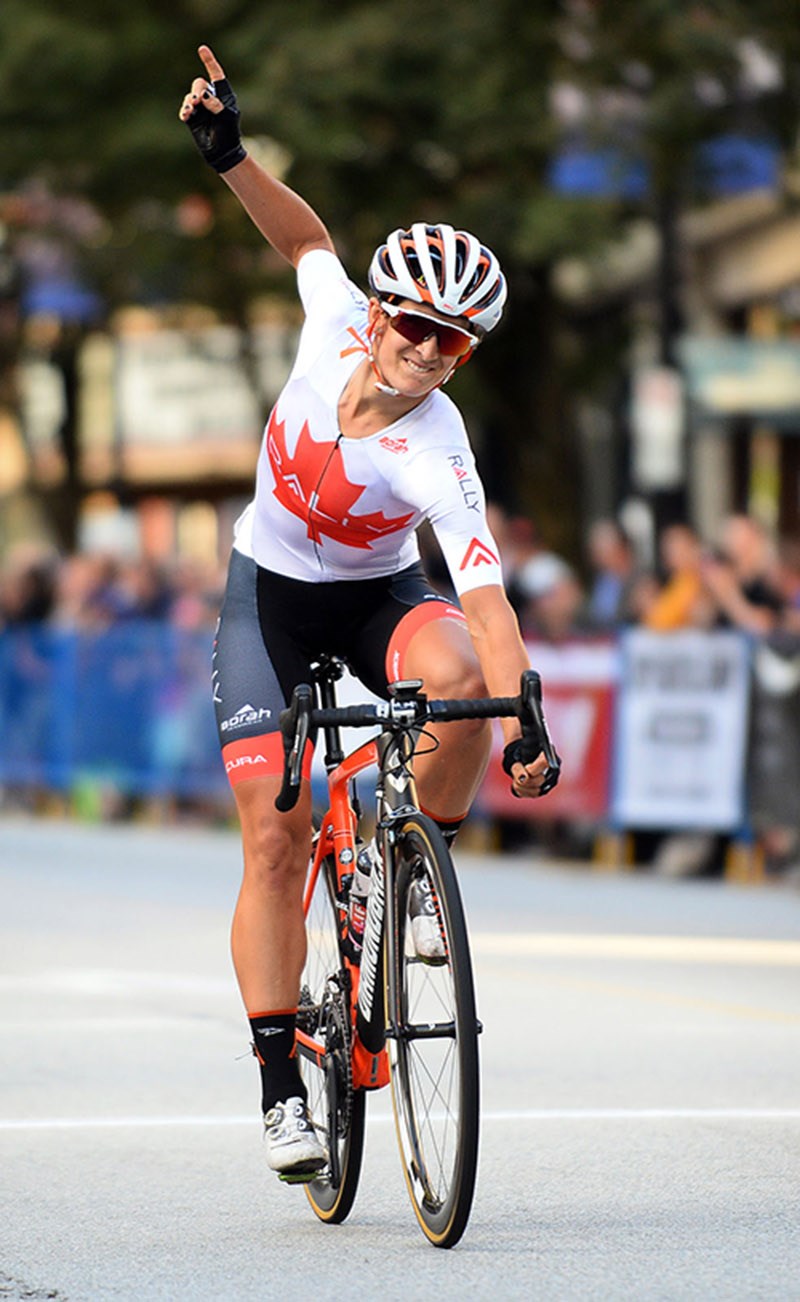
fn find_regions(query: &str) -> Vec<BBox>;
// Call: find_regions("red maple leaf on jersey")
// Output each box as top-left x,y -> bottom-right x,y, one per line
266,409 -> 414,549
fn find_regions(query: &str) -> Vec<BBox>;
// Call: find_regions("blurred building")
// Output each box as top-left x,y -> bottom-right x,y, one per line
3,290 -> 300,568
3,32 -> 800,568
551,156 -> 800,548
548,35 -> 800,555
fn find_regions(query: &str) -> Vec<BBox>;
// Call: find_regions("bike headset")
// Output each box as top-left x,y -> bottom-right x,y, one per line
365,222 -> 507,395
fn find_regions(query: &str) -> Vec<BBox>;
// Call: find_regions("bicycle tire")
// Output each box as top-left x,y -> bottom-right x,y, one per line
297,840 -> 366,1223
385,813 -> 480,1248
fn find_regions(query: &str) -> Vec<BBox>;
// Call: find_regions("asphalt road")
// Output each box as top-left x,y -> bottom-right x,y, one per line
2,817 -> 800,1300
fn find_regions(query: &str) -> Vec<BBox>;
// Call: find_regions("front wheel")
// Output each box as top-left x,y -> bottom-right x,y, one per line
297,839 -> 365,1223
385,814 -> 480,1248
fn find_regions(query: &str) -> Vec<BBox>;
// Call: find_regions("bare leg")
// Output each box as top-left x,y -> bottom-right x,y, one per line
402,618 -> 492,820
230,774 -> 327,1165
230,775 -> 313,1012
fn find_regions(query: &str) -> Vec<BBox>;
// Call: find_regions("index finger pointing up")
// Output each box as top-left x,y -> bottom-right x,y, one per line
198,44 -> 225,82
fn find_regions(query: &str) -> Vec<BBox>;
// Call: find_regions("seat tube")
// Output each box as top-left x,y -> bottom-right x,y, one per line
355,728 -> 419,1051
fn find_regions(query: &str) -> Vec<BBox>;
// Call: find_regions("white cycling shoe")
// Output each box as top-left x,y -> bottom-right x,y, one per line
263,1097 -> 326,1182
409,877 -> 447,965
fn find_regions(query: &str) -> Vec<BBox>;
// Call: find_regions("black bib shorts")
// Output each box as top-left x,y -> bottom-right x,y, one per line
212,549 -> 465,786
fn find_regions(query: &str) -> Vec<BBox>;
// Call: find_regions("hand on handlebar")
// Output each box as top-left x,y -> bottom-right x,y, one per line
502,746 -> 555,799
502,670 -> 562,799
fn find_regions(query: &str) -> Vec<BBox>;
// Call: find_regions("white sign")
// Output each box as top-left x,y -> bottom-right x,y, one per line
117,326 -> 260,445
612,629 -> 749,830
115,319 -> 299,447
630,365 -> 685,489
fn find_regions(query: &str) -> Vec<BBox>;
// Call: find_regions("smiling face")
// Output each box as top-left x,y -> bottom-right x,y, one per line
367,298 -> 475,398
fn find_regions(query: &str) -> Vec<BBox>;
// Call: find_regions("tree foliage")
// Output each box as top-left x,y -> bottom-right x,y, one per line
2,0 -> 800,543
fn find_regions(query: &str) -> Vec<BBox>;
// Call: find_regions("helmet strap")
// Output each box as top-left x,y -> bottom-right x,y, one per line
443,351 -> 474,382
367,318 -> 400,397
366,312 -> 464,394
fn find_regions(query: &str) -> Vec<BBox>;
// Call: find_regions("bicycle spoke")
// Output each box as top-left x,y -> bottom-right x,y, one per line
388,815 -> 480,1248
405,1044 -> 460,1201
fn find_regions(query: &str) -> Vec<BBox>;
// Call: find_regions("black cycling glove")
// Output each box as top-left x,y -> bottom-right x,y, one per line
502,737 -> 561,796
186,77 -> 248,174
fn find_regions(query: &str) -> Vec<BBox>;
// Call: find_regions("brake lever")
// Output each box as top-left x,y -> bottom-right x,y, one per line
519,669 -> 561,793
275,683 -> 313,813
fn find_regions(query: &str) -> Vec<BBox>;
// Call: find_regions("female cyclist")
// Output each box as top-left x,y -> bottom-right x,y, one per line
180,45 -> 557,1181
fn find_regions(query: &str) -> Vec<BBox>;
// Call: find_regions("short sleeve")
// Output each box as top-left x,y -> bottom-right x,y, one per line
394,434 -> 504,597
292,250 -> 369,380
296,249 -> 367,321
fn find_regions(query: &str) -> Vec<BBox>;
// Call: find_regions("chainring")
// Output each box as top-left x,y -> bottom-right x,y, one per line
326,983 -> 353,1136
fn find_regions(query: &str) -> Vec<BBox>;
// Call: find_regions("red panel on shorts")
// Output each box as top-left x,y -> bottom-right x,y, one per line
222,733 -> 313,788
385,601 -> 466,685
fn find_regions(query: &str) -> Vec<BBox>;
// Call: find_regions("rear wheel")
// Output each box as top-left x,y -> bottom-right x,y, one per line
386,814 -> 480,1248
297,838 -> 365,1223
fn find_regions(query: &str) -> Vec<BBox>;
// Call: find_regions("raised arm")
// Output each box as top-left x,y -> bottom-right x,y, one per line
179,45 -> 335,269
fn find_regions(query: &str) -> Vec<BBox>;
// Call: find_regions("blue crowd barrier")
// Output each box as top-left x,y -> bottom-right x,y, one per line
0,621 -> 227,800
3,622 -> 799,846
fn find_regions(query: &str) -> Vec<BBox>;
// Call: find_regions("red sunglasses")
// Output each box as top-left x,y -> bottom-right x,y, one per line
381,302 -> 479,359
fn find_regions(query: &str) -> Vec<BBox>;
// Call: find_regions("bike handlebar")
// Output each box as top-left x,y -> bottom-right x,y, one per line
275,669 -> 560,812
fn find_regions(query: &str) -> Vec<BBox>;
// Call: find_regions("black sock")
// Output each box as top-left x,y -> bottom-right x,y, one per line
434,817 -> 463,849
248,1010 -> 306,1113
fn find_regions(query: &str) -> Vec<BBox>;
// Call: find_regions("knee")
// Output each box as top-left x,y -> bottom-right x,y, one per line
423,652 -> 486,703
242,816 -> 308,895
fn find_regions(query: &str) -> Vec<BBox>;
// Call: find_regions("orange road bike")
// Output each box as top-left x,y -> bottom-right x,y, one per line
275,655 -> 559,1248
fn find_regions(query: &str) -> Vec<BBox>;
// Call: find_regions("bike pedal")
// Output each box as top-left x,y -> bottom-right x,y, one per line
278,1168 -> 325,1185
415,953 -> 448,968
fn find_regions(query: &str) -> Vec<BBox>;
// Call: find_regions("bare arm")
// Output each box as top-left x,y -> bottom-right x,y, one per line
221,157 -> 336,268
460,584 -> 550,798
701,559 -> 780,635
179,45 -> 335,268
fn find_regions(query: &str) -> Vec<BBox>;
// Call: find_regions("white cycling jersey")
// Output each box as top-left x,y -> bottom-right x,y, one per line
234,248 -> 503,596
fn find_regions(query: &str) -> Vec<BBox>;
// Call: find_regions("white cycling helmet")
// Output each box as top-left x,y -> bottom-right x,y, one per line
368,222 -> 507,337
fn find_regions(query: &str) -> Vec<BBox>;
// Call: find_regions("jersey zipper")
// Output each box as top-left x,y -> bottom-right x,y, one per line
308,432 -> 343,572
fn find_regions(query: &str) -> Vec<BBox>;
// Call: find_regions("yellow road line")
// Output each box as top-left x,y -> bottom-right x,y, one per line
471,933 -> 800,966
540,973 -> 800,1025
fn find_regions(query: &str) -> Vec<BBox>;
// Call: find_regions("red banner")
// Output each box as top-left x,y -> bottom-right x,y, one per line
478,640 -> 618,821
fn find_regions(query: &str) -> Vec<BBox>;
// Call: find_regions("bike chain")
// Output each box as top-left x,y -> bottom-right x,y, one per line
327,979 -> 353,1136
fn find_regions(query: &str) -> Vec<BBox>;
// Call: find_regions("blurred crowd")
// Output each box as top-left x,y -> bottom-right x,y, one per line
0,546 -> 227,826
0,546 -> 224,634
2,510 -> 799,641
490,508 -> 800,643
2,512 -> 799,878
418,505 -> 800,642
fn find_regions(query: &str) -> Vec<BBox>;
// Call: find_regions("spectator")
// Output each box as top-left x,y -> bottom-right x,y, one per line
627,523 -> 719,878
585,518 -> 640,629
517,553 -> 587,642
0,545 -> 56,627
625,569 -> 662,624
49,552 -> 122,630
701,513 -> 783,635
113,558 -> 174,621
774,537 -> 800,635
500,515 -> 548,620
169,557 -> 224,631
641,524 -> 716,632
